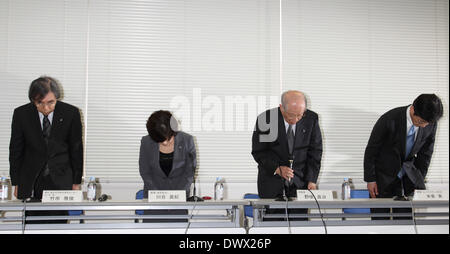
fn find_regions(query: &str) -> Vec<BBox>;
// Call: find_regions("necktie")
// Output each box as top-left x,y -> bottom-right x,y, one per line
405,125 -> 416,159
43,115 -> 51,142
398,125 -> 416,179
41,115 -> 52,178
287,124 -> 294,155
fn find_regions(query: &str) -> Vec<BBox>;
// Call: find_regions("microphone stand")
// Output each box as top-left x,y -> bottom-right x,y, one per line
26,169 -> 43,203
22,168 -> 43,228
275,162 -> 287,201
275,157 -> 294,202
187,155 -> 203,202
187,178 -> 203,202
286,155 -> 294,201
288,157 -> 293,184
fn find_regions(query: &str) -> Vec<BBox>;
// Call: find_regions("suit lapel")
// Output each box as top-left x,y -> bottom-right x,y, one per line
169,134 -> 182,177
294,113 -> 306,151
277,108 -> 289,158
29,103 -> 46,147
49,101 -> 63,139
399,107 -> 407,159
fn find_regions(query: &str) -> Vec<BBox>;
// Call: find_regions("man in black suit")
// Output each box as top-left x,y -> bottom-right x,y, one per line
364,94 -> 443,219
252,90 -> 323,200
9,76 -> 83,223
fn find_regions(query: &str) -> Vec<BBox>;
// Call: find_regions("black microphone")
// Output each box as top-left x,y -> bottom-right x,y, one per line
393,177 -> 410,201
287,154 -> 294,186
98,194 -> 109,202
187,151 -> 203,202
25,166 -> 45,203
283,155 -> 295,201
275,162 -> 293,202
393,196 -> 409,201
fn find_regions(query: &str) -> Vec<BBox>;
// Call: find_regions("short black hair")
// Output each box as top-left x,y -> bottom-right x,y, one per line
28,76 -> 61,102
413,94 -> 443,124
146,110 -> 178,143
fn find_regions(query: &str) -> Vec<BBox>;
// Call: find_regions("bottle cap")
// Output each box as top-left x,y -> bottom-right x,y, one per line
90,176 -> 96,181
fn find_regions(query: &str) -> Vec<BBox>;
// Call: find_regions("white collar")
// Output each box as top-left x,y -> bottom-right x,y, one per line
283,118 -> 295,135
406,105 -> 418,138
38,111 -> 54,129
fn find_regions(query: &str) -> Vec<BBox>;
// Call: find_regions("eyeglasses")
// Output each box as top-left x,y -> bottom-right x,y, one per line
35,100 -> 56,108
413,114 -> 429,126
416,118 -> 428,125
285,111 -> 305,121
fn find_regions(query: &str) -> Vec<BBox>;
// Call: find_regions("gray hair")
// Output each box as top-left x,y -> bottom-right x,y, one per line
281,90 -> 307,110
28,76 -> 61,102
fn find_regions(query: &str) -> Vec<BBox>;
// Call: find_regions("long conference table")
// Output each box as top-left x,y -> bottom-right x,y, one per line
0,199 -> 448,234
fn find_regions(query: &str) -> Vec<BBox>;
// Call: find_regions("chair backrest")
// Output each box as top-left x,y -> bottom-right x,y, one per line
136,189 -> 144,200
135,189 -> 145,216
243,193 -> 259,218
351,189 -> 370,199
244,193 -> 259,199
68,210 -> 83,216
343,189 -> 371,214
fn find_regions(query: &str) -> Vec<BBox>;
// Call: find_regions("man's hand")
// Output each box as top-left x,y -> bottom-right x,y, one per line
307,182 -> 317,190
367,182 -> 378,198
14,186 -> 18,198
276,166 -> 294,181
72,184 -> 81,190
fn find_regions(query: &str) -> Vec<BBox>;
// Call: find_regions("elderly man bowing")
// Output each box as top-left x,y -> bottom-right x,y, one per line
252,90 -> 323,201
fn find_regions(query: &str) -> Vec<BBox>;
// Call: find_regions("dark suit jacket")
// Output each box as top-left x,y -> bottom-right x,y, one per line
252,107 -> 323,198
139,131 -> 196,199
9,101 -> 83,200
364,106 -> 437,192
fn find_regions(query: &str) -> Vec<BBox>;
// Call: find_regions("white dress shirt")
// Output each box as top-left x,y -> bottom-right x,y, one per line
283,119 -> 296,135
38,111 -> 54,130
406,105 -> 419,140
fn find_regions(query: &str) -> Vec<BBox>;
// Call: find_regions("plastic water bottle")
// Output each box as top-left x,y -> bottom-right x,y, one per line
0,176 -> 10,201
87,177 -> 97,201
214,177 -> 224,201
341,177 -> 351,200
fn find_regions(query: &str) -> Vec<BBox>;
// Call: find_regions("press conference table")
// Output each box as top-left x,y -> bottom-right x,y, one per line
250,199 -> 449,234
0,200 -> 247,234
0,199 -> 448,234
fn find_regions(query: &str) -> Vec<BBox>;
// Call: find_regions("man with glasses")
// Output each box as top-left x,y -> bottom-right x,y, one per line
9,76 -> 83,223
364,94 -> 443,219
252,90 -> 323,204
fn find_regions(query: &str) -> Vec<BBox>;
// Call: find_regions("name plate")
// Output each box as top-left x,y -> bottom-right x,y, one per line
148,190 -> 186,202
42,190 -> 83,203
413,190 -> 449,201
296,190 -> 334,201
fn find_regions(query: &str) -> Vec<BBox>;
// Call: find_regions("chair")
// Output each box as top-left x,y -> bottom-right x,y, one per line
135,189 -> 144,223
68,210 -> 85,224
343,189 -> 371,214
243,193 -> 259,218
242,193 -> 259,232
